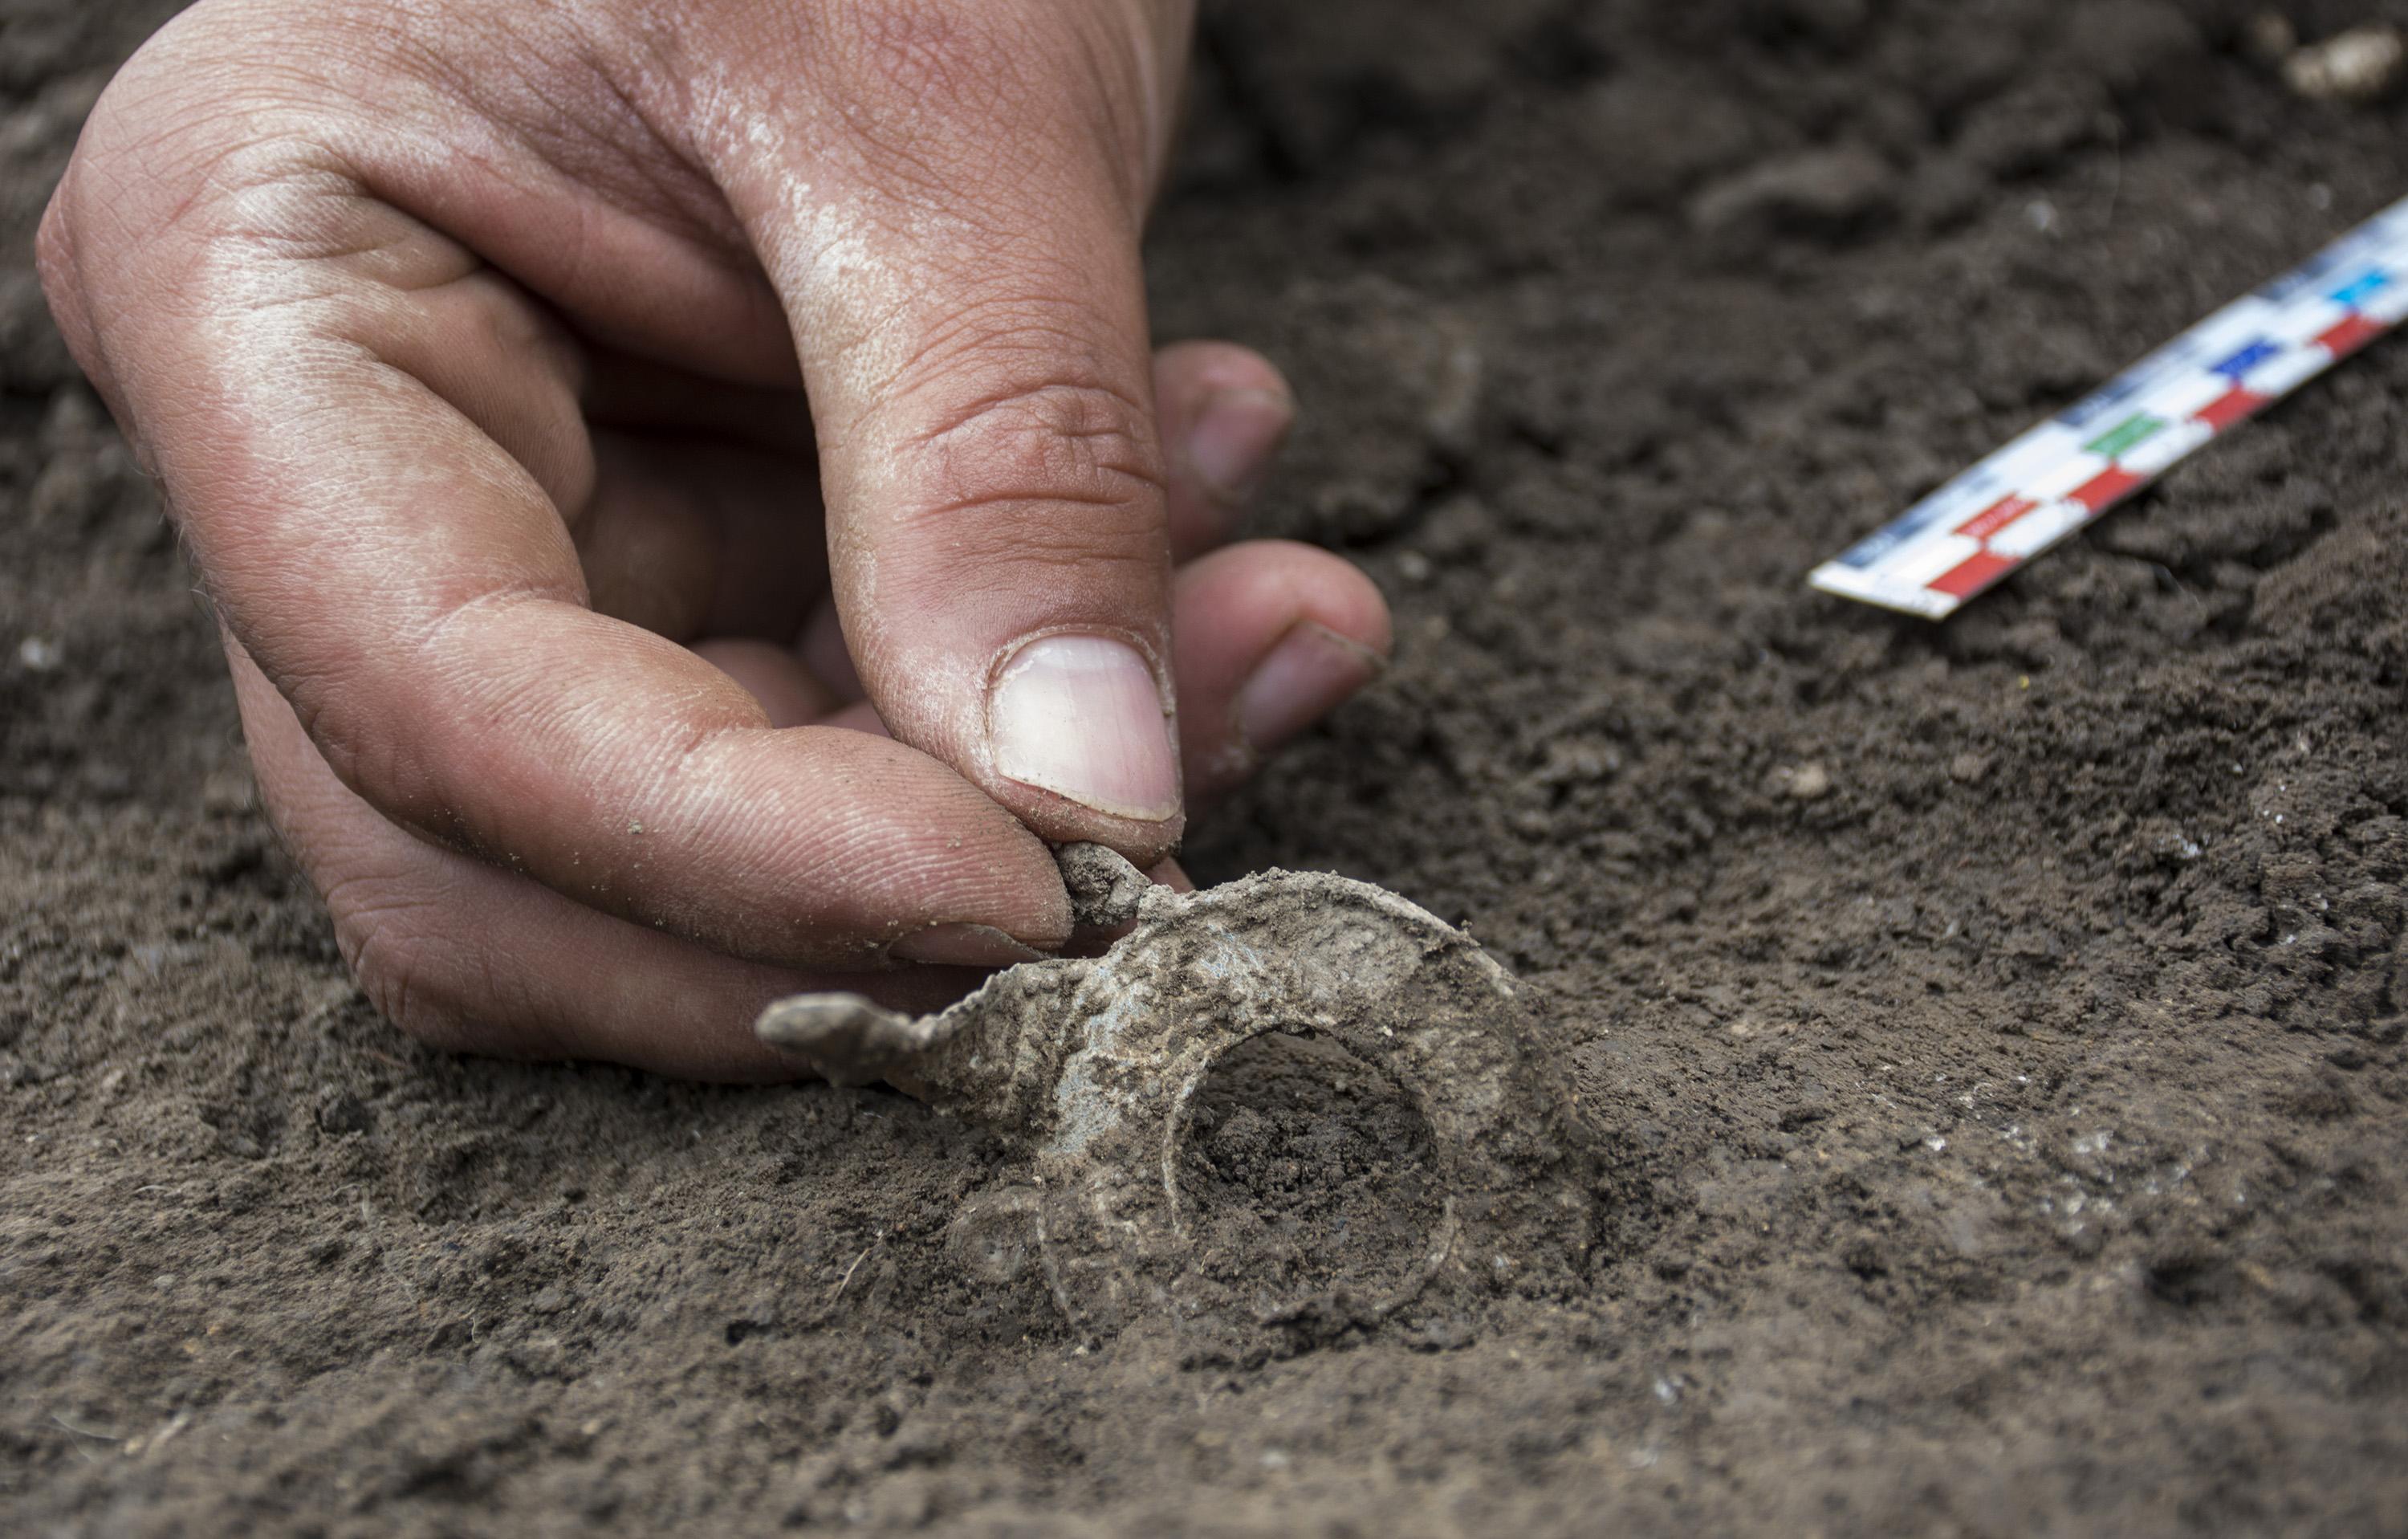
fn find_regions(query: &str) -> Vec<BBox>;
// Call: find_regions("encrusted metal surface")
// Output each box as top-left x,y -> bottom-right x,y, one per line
759,848 -> 1598,1340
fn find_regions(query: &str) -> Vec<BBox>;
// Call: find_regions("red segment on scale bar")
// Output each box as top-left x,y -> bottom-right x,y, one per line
2067,465 -> 2145,512
2193,385 -> 2266,432
2316,312 -> 2386,359
1926,548 -> 2022,601
1954,495 -> 2036,540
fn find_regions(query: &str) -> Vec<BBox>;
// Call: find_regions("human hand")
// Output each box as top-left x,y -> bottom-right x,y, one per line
39,0 -> 1390,1077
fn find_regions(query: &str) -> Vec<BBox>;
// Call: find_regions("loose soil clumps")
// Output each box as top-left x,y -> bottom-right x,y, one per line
7,1 -> 2408,1533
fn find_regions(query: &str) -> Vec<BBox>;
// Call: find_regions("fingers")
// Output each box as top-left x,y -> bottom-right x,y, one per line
766,339 -> 1297,715
54,158 -> 1072,967
1167,542 -> 1393,804
229,641 -> 975,1081
251,514 -> 1381,1083
698,538 -> 1393,816
578,334 -> 1300,653
711,5 -> 1194,863
1153,341 -> 1296,560
580,338 -> 1293,642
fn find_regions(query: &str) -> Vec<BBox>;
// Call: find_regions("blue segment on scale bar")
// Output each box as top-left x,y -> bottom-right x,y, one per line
2211,339 -> 2280,380
2328,268 -> 2391,308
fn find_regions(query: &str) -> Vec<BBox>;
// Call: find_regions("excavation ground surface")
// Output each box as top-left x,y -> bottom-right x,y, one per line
6,0 -> 2407,1533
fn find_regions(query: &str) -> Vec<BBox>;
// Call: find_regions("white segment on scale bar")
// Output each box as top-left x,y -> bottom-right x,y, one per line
1809,189 -> 2408,618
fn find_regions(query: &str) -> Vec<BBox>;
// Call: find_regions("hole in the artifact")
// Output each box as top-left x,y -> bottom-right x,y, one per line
1174,1030 -> 1446,1319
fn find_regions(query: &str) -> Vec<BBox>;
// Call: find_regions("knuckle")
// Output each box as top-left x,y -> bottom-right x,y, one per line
62,34 -> 397,291
900,361 -> 1167,532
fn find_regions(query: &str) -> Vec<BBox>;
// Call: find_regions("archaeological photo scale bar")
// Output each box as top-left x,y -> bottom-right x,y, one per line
1811,190 -> 2408,618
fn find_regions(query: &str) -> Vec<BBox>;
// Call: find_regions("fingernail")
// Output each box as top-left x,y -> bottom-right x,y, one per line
1235,621 -> 1385,755
990,635 -> 1181,821
889,923 -> 1047,968
1186,388 -> 1291,507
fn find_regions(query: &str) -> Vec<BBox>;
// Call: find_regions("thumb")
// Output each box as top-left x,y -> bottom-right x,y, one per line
718,9 -> 1187,861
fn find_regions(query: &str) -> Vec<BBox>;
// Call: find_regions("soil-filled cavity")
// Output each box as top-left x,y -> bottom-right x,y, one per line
1174,1029 -> 1446,1314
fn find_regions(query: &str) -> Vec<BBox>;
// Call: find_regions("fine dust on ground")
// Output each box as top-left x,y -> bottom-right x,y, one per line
7,0 -> 2408,1533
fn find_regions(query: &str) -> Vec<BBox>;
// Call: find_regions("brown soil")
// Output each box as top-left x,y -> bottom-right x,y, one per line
7,0 -> 2408,1533
1176,1030 -> 1450,1314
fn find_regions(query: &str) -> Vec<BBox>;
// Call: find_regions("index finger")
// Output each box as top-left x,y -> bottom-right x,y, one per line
49,145 -> 1072,968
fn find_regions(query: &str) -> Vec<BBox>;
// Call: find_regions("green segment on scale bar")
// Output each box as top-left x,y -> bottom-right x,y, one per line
2081,412 -> 2169,460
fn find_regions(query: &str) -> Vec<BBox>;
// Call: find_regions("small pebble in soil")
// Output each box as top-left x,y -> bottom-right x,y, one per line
1778,762 -> 1834,801
2283,22 -> 2407,104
